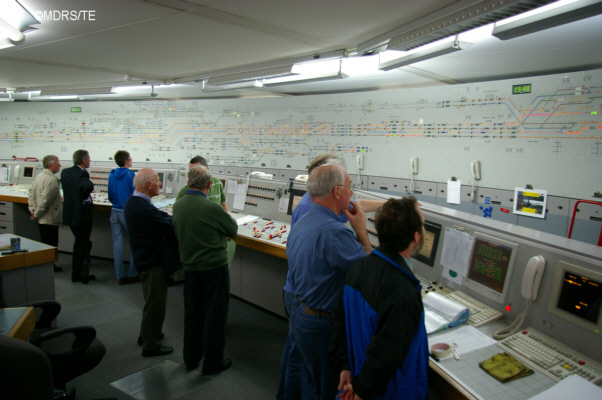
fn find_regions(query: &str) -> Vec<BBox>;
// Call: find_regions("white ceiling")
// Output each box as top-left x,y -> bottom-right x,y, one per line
1,0 -> 601,101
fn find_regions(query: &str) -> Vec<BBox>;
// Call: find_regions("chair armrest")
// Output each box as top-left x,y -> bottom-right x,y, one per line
22,300 -> 61,329
32,326 -> 96,358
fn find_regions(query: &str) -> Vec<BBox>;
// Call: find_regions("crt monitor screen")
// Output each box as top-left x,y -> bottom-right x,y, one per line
287,189 -> 306,216
548,261 -> 602,336
22,165 -> 36,179
156,171 -> 165,185
462,232 -> 518,304
412,220 -> 441,267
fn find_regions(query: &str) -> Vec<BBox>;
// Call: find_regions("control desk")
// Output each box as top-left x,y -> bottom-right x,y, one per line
3,162 -> 602,398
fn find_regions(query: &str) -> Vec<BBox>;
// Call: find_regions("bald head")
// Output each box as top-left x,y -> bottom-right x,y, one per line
134,168 -> 161,197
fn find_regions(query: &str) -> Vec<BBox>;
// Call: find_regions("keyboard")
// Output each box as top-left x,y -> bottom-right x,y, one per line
497,327 -> 602,384
445,291 -> 504,327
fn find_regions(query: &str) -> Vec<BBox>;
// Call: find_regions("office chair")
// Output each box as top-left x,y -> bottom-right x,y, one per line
24,300 -> 107,392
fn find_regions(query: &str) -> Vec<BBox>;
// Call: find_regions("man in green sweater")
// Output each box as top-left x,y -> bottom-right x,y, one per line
172,165 -> 238,374
175,156 -> 235,265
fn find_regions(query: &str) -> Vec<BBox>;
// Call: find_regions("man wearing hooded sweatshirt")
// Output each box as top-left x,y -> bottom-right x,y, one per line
109,150 -> 139,285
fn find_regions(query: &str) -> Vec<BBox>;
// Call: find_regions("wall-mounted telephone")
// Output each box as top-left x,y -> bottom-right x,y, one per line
410,157 -> 418,174
471,160 -> 481,180
13,165 -> 20,179
521,255 -> 546,301
356,154 -> 364,170
494,255 -> 546,340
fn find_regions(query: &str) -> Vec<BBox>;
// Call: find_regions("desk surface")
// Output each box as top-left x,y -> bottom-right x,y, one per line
0,307 -> 35,341
428,322 -> 560,400
0,234 -> 58,271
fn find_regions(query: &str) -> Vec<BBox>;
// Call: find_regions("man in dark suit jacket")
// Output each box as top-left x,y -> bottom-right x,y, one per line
61,149 -> 95,284
124,168 -> 177,357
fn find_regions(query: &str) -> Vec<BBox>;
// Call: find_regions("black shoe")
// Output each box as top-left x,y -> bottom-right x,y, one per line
202,358 -> 232,375
81,274 -> 96,284
53,265 -> 63,272
142,345 -> 173,357
137,332 -> 164,346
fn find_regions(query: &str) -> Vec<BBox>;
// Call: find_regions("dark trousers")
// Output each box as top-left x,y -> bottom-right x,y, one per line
38,224 -> 59,248
139,265 -> 168,352
70,203 -> 93,280
183,266 -> 230,370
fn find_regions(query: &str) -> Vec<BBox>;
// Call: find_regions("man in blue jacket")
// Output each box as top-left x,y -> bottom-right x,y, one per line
108,150 -> 138,285
330,196 -> 429,400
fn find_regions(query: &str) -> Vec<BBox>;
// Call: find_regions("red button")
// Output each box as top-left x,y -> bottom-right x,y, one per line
579,360 -> 585,365
522,330 -> 528,334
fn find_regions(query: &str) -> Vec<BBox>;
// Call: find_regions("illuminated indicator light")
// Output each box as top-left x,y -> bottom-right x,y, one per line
506,305 -> 512,312
592,111 -> 598,114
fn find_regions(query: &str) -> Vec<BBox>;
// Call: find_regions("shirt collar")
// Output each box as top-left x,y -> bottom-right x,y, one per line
133,190 -> 152,203
185,189 -> 207,197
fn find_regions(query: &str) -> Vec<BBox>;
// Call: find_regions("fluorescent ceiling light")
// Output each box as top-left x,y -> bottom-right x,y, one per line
206,65 -> 295,86
48,95 -> 78,100
492,0 -> 602,40
0,0 -> 38,49
340,56 -> 381,77
41,87 -> 113,96
112,84 -> 177,94
262,60 -> 347,86
262,72 -> 347,87
378,38 -> 472,71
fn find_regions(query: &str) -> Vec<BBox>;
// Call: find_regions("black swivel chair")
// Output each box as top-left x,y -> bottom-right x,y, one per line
24,300 -> 107,392
0,334 -> 55,400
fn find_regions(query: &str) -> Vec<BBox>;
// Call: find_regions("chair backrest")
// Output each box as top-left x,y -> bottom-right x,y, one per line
0,335 -> 54,400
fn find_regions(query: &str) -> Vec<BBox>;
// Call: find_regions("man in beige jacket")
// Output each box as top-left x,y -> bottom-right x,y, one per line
28,155 -> 63,272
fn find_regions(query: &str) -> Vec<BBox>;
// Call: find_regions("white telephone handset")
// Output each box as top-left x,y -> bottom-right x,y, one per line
521,256 -> 546,301
471,160 -> 481,180
356,154 -> 364,170
410,157 -> 418,174
494,255 -> 547,340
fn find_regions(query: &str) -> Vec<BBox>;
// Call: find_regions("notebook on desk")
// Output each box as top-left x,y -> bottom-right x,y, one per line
423,292 -> 470,334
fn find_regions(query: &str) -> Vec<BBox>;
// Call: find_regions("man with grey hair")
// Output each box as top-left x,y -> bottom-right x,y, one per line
278,154 -> 384,400
61,149 -> 95,283
283,163 -> 371,399
172,165 -> 238,374
124,168 -> 177,357
28,155 -> 63,272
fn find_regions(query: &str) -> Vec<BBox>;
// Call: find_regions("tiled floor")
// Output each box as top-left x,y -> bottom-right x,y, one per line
54,253 -> 288,400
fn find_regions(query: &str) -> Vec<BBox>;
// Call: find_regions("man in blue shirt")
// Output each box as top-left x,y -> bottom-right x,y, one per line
331,197 -> 429,400
278,154 -> 383,400
284,163 -> 372,400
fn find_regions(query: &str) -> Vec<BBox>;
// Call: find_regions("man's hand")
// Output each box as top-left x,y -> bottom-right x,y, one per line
343,203 -> 371,254
343,202 -> 366,233
337,370 -> 355,400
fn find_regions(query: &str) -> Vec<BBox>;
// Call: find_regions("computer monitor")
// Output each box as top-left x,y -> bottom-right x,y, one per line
287,188 -> 307,216
462,232 -> 518,304
548,261 -> 602,337
21,165 -> 36,181
412,220 -> 441,267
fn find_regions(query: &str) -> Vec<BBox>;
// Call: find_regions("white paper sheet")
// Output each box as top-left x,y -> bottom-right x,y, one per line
279,196 -> 289,213
428,325 -> 496,358
227,179 -> 238,194
447,179 -> 461,204
235,215 -> 260,225
440,227 -> 473,285
528,375 -> 602,400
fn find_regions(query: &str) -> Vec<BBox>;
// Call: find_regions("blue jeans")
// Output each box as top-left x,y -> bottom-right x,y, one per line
290,302 -> 337,400
276,291 -> 302,400
110,209 -> 137,279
